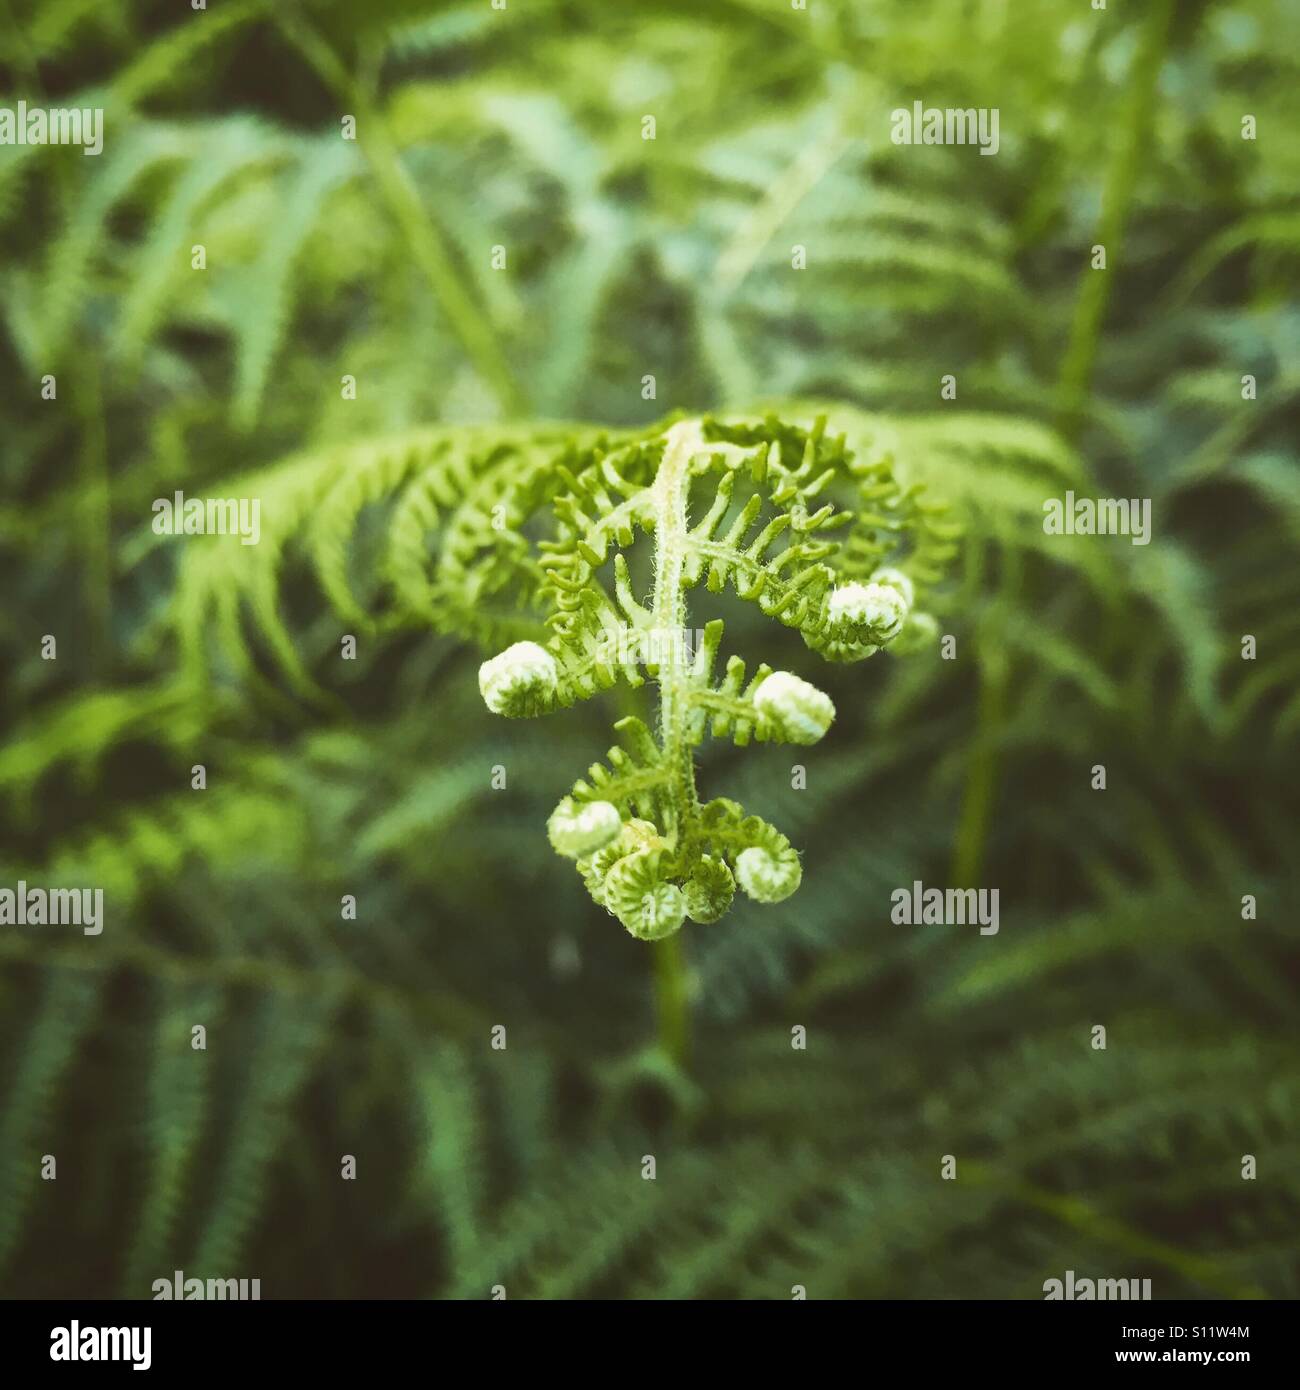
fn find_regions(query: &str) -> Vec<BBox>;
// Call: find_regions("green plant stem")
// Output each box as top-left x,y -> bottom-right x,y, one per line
650,421 -> 704,843
647,421 -> 706,1068
653,932 -> 691,1070
1055,0 -> 1174,438
951,612 -> 1008,888
77,355 -> 111,678
270,3 -> 526,417
964,1163 -> 1266,1300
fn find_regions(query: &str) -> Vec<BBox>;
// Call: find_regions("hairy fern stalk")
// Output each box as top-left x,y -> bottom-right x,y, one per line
476,413 -> 954,938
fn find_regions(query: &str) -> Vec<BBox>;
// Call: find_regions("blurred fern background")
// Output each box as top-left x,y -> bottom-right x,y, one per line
2,0 -> 1298,1299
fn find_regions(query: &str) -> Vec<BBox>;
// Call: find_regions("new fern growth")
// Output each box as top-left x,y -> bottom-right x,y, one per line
476,414 -> 953,939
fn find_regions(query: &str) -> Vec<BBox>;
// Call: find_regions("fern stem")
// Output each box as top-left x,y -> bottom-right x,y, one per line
712,122 -> 856,299
77,355 -> 111,676
1055,0 -> 1174,437
269,4 -> 526,416
645,422 -> 706,1067
950,618 -> 1007,888
966,1164 -> 1266,1300
653,932 -> 691,1070
650,421 -> 704,839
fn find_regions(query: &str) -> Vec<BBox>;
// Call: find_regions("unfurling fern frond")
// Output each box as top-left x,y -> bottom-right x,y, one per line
166,407 -> 956,934
472,411 -> 957,935
165,423 -> 611,692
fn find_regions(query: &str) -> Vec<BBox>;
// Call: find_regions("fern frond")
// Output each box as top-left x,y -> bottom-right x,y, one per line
684,621 -> 774,748
412,1042 -> 485,1280
167,425 -> 596,691
40,123 -> 192,362
228,137 -> 362,426
188,990 -> 338,1277
563,716 -> 670,823
113,117 -> 295,367
0,683 -> 203,807
0,972 -> 103,1272
121,981 -> 225,1295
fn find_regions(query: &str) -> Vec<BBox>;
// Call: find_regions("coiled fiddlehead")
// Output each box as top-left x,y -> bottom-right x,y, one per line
478,412 -> 953,937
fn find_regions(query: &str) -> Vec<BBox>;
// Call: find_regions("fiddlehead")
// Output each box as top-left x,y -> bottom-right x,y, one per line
478,411 -> 955,937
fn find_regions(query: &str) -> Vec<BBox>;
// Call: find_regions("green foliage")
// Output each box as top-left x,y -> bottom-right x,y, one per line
1,0 -> 1297,1301
160,404 -> 958,936
477,411 -> 953,935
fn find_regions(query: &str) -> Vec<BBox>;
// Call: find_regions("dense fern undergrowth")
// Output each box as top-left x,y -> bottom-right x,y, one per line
1,0 -> 1298,1298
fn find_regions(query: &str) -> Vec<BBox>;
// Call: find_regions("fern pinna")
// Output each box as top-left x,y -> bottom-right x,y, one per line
473,414 -> 953,939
